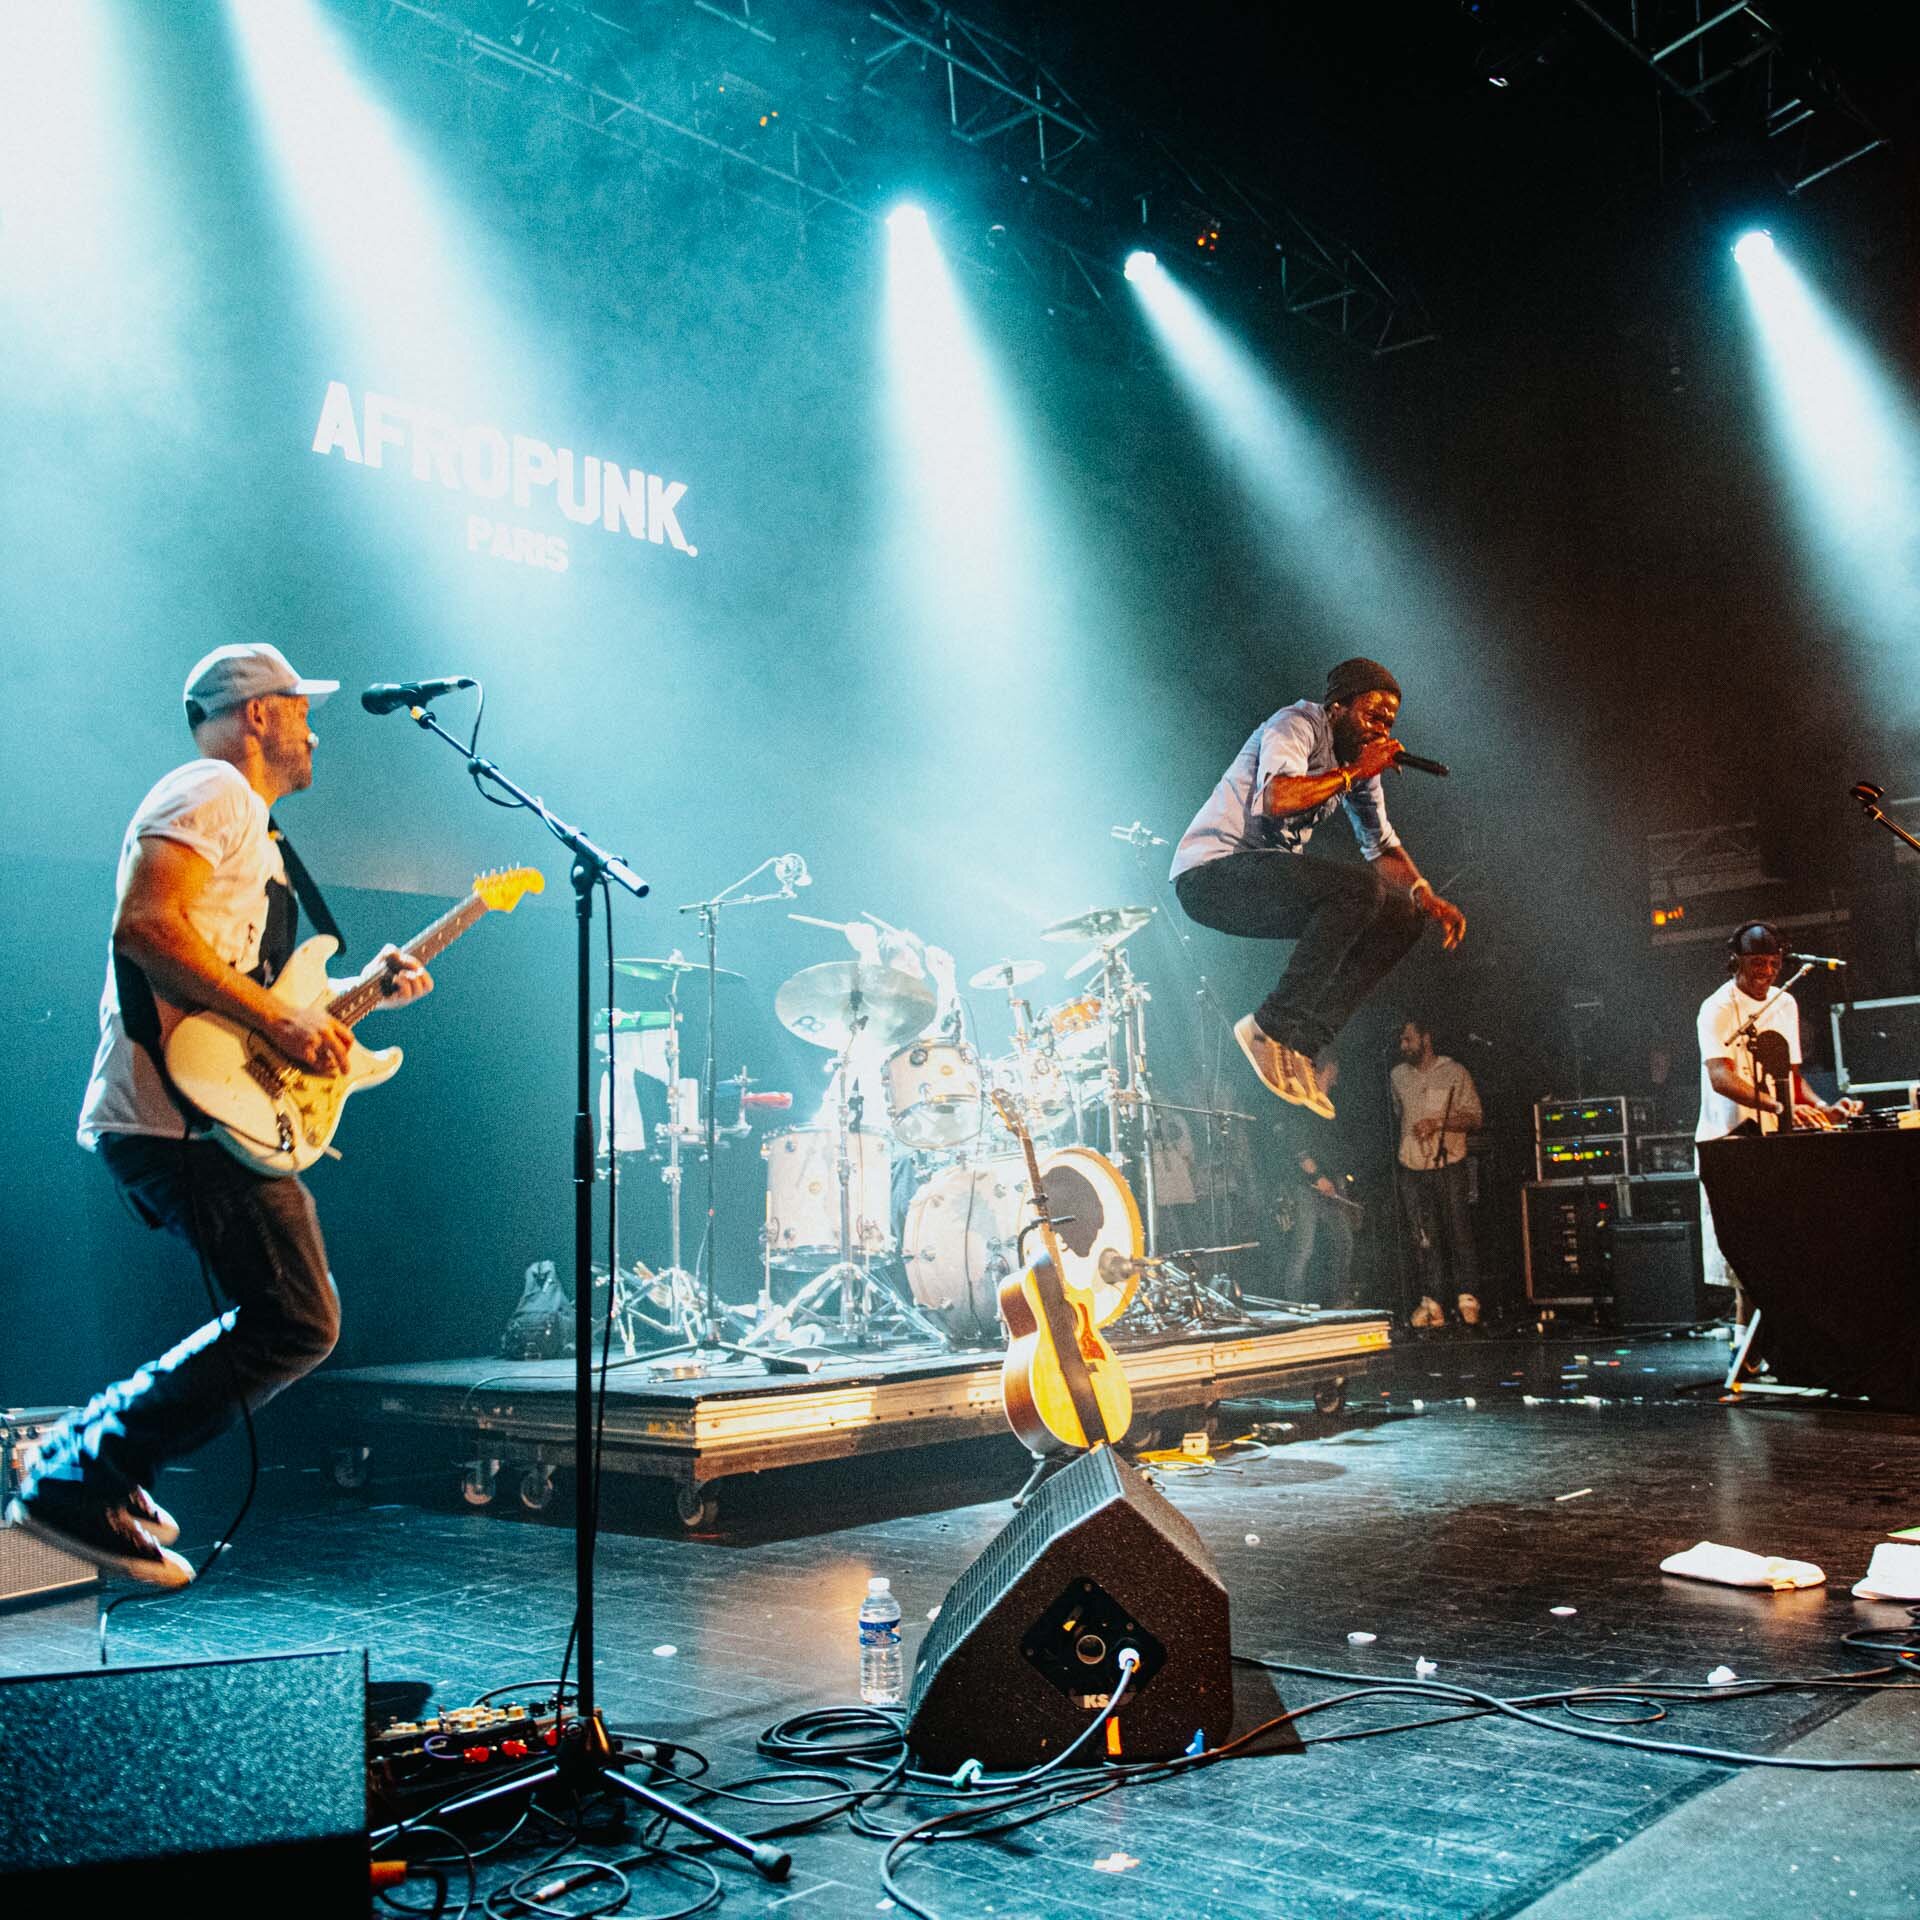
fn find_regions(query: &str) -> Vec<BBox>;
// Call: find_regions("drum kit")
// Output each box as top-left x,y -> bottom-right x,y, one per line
596,898 -> 1260,1364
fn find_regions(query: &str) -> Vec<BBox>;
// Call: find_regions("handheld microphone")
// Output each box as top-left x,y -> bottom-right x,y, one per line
1391,750 -> 1450,777
361,676 -> 476,715
775,854 -> 812,892
1111,822 -> 1168,847
1789,952 -> 1848,970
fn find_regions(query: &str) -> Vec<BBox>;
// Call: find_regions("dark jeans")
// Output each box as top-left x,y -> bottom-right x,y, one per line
1175,852 -> 1425,1058
1398,1159 -> 1479,1306
1284,1193 -> 1356,1303
27,1134 -> 338,1498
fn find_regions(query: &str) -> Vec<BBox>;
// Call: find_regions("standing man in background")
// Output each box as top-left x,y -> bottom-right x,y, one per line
1391,1017 -> 1483,1329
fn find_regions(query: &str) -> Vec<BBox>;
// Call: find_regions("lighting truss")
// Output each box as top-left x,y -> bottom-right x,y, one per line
337,0 -> 1433,357
1566,0 -> 1888,194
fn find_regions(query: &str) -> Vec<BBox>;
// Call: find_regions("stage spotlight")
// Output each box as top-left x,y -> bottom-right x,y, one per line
1124,250 -> 1158,283
885,202 -> 930,235
1735,233 -> 1920,693
1125,255 -> 1467,657
1733,229 -> 1775,267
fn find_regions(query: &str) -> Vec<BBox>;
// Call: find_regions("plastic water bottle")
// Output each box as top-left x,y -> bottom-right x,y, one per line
858,1576 -> 905,1707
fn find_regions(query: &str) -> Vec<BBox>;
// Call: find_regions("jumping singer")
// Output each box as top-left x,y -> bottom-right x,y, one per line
1171,657 -> 1466,1117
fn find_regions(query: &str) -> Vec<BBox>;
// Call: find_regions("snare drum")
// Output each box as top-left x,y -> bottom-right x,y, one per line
884,1040 -> 984,1150
761,1126 -> 894,1268
1042,993 -> 1107,1059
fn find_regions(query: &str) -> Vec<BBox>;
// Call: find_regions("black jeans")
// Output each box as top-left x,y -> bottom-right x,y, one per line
1398,1159 -> 1479,1306
27,1134 -> 338,1498
1284,1193 -> 1357,1303
1175,852 -> 1425,1057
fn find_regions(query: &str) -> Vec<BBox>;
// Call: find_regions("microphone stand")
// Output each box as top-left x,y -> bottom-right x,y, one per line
392,704 -> 788,1882
1724,961 -> 1815,1133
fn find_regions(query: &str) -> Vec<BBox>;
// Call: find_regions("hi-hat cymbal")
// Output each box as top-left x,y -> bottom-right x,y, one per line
1040,905 -> 1153,945
774,960 -> 935,1052
614,955 -> 746,985
968,957 -> 1046,991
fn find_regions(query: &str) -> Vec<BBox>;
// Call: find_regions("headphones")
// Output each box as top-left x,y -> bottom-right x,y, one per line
1726,921 -> 1784,971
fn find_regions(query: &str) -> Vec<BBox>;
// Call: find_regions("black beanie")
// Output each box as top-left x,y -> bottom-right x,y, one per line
1325,657 -> 1402,707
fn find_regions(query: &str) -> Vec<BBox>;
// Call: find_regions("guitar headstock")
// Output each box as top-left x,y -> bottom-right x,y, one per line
474,866 -> 546,914
988,1087 -> 1028,1142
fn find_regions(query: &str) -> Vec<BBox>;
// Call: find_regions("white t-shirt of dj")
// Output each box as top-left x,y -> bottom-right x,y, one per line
77,759 -> 286,1148
1694,978 -> 1801,1144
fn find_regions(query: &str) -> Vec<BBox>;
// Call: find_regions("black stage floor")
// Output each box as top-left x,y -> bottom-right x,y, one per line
6,1331 -> 1917,1917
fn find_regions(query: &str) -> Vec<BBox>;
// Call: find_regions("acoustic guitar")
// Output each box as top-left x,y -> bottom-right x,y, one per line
162,865 -> 544,1175
989,1089 -> 1132,1455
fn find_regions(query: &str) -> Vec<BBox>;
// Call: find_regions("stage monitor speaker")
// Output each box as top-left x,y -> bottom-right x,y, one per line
1611,1221 -> 1703,1327
0,1647 -> 368,1898
906,1445 -> 1231,1772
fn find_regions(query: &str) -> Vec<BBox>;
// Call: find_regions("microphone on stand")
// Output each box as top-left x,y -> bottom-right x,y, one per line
1111,822 -> 1168,847
1391,750 -> 1451,778
361,677 -> 476,715
774,854 -> 812,895
1789,952 -> 1848,970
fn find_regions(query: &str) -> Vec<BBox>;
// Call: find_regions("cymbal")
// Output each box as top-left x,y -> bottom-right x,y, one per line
968,957 -> 1046,991
614,955 -> 745,984
774,960 -> 935,1052
1040,905 -> 1153,945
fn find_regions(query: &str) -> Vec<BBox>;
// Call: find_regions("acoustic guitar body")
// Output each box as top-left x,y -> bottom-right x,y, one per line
999,1252 -> 1133,1455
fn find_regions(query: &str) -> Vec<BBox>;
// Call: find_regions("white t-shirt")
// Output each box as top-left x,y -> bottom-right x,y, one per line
1694,978 -> 1801,1144
1389,1055 -> 1481,1170
77,759 -> 285,1147
1171,699 -> 1400,879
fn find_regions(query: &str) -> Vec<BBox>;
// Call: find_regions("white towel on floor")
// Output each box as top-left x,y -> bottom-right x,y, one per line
1660,1541 -> 1825,1590
1852,1541 -> 1920,1601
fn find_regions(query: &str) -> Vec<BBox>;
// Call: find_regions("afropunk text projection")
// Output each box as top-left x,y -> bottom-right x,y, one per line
310,380 -> 696,573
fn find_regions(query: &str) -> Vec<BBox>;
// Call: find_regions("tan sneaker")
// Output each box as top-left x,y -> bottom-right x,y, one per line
1455,1293 -> 1481,1327
1234,1015 -> 1310,1107
1409,1295 -> 1446,1329
1299,1057 -> 1337,1121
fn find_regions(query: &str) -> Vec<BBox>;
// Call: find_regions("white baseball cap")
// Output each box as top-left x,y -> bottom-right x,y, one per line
183,643 -> 339,724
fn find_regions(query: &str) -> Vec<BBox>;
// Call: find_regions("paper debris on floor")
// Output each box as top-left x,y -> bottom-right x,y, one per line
1659,1541 -> 1825,1590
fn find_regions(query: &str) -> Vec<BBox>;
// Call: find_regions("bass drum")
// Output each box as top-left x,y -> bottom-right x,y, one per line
1032,1145 -> 1144,1329
901,1146 -> 1144,1341
901,1157 -> 1029,1344
762,1126 -> 894,1270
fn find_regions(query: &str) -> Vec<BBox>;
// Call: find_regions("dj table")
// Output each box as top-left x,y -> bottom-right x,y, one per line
1698,1130 -> 1920,1409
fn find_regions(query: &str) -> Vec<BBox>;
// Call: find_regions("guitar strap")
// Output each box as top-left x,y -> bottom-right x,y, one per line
268,820 -> 348,971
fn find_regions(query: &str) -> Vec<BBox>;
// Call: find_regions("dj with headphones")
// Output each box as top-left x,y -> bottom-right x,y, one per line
1694,921 -> 1858,1301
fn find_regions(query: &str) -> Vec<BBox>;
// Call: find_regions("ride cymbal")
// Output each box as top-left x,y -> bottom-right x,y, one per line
967,957 -> 1046,991
1040,905 -> 1153,945
774,960 -> 935,1051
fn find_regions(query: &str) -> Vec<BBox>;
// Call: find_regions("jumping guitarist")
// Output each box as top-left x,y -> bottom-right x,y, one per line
7,644 -> 434,1588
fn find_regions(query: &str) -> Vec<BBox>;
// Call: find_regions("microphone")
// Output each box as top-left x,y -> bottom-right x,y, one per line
361,677 -> 476,715
1111,822 -> 1168,847
775,854 -> 812,892
1789,952 -> 1848,970
1391,750 -> 1450,778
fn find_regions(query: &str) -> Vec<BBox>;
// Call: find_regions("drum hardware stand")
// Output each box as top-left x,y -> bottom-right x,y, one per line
642,861 -> 820,1379
743,1028 -> 946,1351
393,701 -> 783,1877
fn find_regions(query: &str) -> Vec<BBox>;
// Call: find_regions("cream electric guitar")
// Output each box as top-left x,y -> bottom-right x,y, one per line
162,866 -> 544,1175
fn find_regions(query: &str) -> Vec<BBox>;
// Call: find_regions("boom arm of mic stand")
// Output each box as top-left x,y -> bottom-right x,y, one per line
407,708 -> 650,899
1855,795 -> 1920,860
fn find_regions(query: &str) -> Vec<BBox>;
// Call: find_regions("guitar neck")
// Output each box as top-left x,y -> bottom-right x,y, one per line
325,891 -> 490,1028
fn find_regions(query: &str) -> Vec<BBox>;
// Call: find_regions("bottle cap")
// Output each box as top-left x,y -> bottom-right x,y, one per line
867,1577 -> 891,1594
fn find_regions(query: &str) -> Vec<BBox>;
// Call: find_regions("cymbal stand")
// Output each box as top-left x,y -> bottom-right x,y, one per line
642,860 -> 815,1378
629,964 -> 707,1342
1094,937 -> 1160,1257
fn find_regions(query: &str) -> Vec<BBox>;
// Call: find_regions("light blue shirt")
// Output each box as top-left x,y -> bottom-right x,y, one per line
1171,699 -> 1400,879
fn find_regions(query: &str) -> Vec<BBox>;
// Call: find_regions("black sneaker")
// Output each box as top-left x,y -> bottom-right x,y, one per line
6,1482 -> 193,1588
